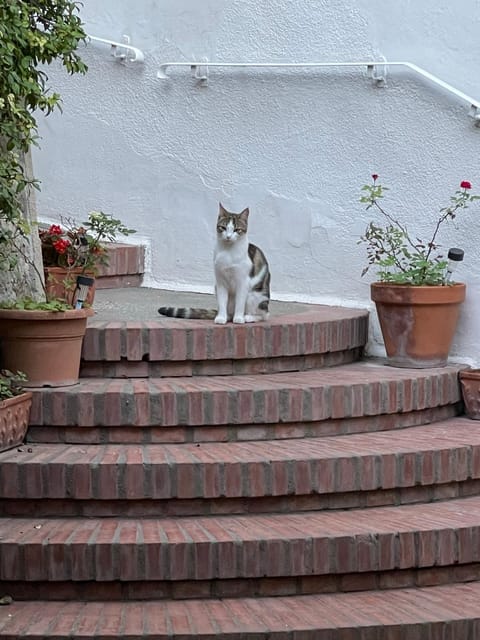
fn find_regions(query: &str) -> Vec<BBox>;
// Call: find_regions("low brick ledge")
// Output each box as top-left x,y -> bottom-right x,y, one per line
95,243 -> 145,279
1,582 -> 480,638
81,307 -> 369,364
2,421 -> 479,502
30,361 -> 463,427
1,496 -> 480,581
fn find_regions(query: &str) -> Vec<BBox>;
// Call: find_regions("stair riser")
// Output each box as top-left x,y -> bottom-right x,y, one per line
82,313 -> 368,365
2,479 -> 480,518
24,405 -> 462,444
1,445 -> 476,502
29,373 -> 462,428
80,348 -> 363,378
3,562 -> 480,602
1,525 -> 478,582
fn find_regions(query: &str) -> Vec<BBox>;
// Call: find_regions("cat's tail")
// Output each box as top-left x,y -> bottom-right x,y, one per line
158,307 -> 217,320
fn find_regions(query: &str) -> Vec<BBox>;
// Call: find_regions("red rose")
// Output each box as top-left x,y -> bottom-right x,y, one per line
371,174 -> 379,181
53,238 -> 71,255
48,224 -> 63,235
460,180 -> 472,189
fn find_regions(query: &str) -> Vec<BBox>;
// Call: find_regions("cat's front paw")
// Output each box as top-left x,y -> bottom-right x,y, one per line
233,315 -> 245,324
214,315 -> 227,324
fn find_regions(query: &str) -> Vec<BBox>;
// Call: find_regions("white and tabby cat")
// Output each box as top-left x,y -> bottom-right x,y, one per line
158,203 -> 270,323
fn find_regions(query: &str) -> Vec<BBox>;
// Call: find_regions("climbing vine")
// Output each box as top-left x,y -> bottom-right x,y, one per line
0,1 -> 87,272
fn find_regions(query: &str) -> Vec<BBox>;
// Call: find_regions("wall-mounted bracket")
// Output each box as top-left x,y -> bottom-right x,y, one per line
367,61 -> 387,85
86,34 -> 144,63
469,105 -> 480,127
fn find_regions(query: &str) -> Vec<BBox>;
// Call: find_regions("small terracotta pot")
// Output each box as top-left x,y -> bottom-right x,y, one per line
44,267 -> 96,306
0,308 -> 94,387
459,369 -> 480,420
0,392 -> 32,452
371,282 -> 466,368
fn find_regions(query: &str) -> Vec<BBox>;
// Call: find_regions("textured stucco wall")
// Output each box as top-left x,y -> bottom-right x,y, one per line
32,0 -> 480,362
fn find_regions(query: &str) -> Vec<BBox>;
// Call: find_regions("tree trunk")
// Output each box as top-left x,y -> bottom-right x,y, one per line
0,150 -> 45,304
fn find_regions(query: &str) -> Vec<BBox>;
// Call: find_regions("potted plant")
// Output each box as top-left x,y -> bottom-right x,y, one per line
0,370 -> 32,453
0,1 -> 93,387
359,174 -> 479,368
40,212 -> 136,306
459,369 -> 480,419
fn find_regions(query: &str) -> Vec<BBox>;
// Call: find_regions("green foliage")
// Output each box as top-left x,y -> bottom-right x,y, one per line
0,369 -> 27,401
0,0 -> 87,282
359,177 -> 480,286
0,298 -> 73,311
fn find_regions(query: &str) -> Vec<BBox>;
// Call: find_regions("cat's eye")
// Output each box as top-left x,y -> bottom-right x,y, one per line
217,225 -> 226,232
235,228 -> 244,234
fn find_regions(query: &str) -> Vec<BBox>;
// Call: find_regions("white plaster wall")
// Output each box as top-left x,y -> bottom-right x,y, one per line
32,0 -> 480,363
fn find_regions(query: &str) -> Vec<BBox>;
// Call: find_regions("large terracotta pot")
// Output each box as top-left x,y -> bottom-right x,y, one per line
371,282 -> 466,368
44,267 -> 96,307
0,392 -> 32,452
0,308 -> 94,387
459,369 -> 480,419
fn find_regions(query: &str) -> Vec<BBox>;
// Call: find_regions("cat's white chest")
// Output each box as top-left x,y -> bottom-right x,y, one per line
214,242 -> 250,288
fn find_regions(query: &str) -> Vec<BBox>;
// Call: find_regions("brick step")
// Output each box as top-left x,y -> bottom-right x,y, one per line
1,496 -> 480,584
2,421 -> 479,517
29,361 -> 463,433
95,243 -> 145,289
81,307 -> 368,377
1,582 -> 480,637
2,562 -> 480,602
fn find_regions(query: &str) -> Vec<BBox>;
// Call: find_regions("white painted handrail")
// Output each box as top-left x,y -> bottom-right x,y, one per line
157,59 -> 480,120
86,34 -> 144,63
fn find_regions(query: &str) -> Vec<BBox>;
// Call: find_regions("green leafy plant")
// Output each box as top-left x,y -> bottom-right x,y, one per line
40,211 -> 136,274
359,175 -> 480,285
0,298 -> 72,312
0,370 -> 28,401
0,1 -> 87,302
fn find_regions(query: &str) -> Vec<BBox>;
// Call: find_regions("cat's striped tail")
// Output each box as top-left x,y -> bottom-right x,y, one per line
158,307 -> 217,320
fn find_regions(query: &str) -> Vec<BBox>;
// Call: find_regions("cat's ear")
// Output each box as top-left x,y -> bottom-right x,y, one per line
219,202 -> 227,215
239,207 -> 249,220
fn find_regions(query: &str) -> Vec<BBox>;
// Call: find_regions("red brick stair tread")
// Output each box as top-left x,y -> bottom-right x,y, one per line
2,496 -> 480,580
1,582 -> 479,637
30,361 -> 462,427
2,419 -> 479,499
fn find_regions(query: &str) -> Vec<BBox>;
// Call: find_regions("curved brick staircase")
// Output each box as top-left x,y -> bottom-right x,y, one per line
1,290 -> 479,638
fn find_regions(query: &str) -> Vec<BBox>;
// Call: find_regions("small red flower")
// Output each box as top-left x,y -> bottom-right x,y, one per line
48,224 -> 63,235
371,174 -> 379,181
460,180 -> 472,189
53,238 -> 71,255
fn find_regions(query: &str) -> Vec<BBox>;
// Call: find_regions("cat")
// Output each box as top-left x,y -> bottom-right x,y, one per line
158,203 -> 270,323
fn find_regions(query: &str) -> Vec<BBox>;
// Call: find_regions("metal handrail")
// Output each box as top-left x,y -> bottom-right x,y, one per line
86,34 -> 144,63
156,59 -> 480,120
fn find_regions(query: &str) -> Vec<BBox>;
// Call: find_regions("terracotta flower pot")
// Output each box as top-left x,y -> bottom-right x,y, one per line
0,392 -> 32,452
371,282 -> 466,368
44,267 -> 96,306
459,369 -> 480,419
0,308 -> 94,387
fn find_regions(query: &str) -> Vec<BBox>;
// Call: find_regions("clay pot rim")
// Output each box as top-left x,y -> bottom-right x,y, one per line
459,368 -> 480,379
0,307 -> 94,321
371,281 -> 466,305
0,391 -> 33,407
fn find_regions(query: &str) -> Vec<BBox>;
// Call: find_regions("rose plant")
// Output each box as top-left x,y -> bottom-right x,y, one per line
359,175 -> 479,285
40,211 -> 136,275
